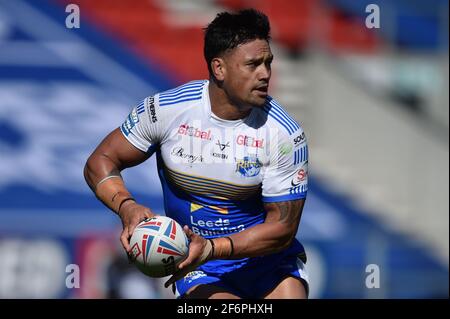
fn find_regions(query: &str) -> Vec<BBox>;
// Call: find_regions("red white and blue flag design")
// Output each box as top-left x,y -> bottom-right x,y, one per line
137,220 -> 162,232
163,220 -> 177,240
141,233 -> 155,265
156,239 -> 183,256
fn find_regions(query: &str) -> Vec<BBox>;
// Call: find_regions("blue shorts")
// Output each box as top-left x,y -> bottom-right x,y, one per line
173,252 -> 309,299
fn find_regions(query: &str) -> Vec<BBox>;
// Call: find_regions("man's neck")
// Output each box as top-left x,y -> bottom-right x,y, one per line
208,80 -> 252,120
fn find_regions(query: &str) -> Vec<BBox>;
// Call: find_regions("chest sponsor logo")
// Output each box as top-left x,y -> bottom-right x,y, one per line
212,140 -> 230,159
178,124 -> 212,140
190,215 -> 245,237
236,135 -> 264,149
171,147 -> 204,164
216,140 -> 230,151
236,156 -> 262,177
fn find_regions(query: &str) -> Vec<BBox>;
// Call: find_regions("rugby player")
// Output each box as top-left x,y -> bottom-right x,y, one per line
84,9 -> 309,299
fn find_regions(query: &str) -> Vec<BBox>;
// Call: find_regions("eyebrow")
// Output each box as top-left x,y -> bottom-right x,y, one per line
246,54 -> 274,64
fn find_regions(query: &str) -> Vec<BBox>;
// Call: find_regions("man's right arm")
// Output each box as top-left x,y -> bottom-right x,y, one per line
84,127 -> 155,252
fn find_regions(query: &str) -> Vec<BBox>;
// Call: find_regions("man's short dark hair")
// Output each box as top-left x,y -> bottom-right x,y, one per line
204,9 -> 271,77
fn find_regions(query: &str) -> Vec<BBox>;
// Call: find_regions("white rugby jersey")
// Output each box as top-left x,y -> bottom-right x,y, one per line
121,80 -> 308,240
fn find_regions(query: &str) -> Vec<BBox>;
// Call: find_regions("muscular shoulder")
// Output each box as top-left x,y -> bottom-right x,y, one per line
149,80 -> 208,126
252,96 -> 306,145
135,80 -> 207,127
120,80 -> 208,152
156,80 -> 207,108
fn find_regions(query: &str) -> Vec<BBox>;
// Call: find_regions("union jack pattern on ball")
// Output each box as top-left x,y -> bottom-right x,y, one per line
141,233 -> 155,266
138,220 -> 162,232
157,238 -> 184,256
129,216 -> 189,277
163,220 -> 177,240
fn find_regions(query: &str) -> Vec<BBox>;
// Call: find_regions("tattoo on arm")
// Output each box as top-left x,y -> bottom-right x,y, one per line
275,200 -> 303,224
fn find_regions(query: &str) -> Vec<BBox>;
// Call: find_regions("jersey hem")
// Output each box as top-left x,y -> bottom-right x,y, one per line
120,126 -> 148,153
262,193 -> 306,203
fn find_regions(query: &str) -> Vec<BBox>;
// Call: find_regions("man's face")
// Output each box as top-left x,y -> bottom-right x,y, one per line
221,39 -> 273,108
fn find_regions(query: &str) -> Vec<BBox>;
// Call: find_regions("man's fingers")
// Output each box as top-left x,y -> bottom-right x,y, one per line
183,225 -> 194,238
128,218 -> 142,237
120,227 -> 131,252
177,250 -> 195,270
144,210 -> 153,219
177,258 -> 190,270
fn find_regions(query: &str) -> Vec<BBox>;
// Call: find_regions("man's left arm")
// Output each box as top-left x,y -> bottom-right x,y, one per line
164,199 -> 305,287
210,199 -> 305,258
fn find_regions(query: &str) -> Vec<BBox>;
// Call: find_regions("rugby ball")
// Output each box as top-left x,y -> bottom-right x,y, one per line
129,216 -> 189,278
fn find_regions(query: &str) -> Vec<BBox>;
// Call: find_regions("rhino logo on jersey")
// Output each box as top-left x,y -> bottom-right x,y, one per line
236,156 -> 262,177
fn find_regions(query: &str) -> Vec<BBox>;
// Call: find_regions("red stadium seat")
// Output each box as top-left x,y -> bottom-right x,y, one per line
56,0 -> 207,82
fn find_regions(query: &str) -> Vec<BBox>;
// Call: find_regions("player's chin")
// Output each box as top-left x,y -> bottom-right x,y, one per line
250,92 -> 268,107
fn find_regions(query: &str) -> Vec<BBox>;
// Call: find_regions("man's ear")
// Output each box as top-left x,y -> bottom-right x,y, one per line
211,58 -> 226,81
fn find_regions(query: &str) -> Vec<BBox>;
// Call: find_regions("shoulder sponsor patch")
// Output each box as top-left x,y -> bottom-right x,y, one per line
146,96 -> 157,123
121,108 -> 139,136
293,132 -> 306,147
291,162 -> 308,186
